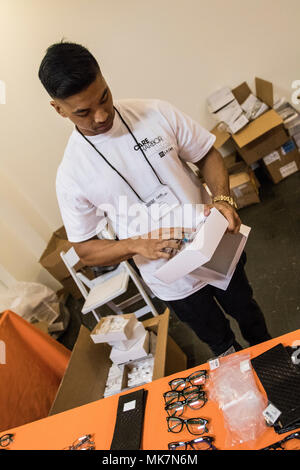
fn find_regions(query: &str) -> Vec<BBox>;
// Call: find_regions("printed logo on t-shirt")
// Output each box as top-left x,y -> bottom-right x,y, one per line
134,136 -> 163,152
159,146 -> 174,158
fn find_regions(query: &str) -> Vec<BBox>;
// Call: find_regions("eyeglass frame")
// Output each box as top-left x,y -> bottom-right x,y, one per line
168,435 -> 216,450
0,434 -> 14,448
168,370 -> 208,391
64,434 -> 95,451
166,416 -> 209,435
261,432 -> 300,450
163,385 -> 205,405
165,393 -> 208,416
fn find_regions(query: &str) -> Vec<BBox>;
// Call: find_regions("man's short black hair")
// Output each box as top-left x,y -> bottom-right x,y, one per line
38,41 -> 100,99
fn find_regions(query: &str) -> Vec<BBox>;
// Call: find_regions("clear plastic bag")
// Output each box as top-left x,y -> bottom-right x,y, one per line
0,281 -> 59,324
209,353 -> 267,448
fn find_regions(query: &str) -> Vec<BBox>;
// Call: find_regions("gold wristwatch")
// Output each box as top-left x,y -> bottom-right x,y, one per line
212,195 -> 237,209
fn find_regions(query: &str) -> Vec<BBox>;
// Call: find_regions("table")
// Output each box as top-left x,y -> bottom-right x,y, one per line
2,328 -> 300,450
0,310 -> 70,432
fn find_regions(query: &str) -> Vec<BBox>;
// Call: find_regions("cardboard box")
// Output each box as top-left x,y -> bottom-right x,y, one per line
230,171 -> 260,209
293,131 -> 300,149
223,152 -> 249,175
275,102 -> 299,123
108,321 -> 146,350
59,276 -> 82,300
155,208 -> 229,284
109,330 -> 150,364
90,313 -> 138,344
211,78 -> 289,165
231,109 -> 287,165
263,138 -> 300,184
39,226 -> 83,281
49,309 -> 187,415
39,226 -> 96,299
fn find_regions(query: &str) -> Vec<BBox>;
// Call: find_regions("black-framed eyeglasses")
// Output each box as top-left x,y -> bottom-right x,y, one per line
0,434 -> 14,448
168,435 -> 216,450
165,393 -> 207,417
167,416 -> 209,435
261,432 -> 300,450
163,385 -> 204,405
168,370 -> 208,391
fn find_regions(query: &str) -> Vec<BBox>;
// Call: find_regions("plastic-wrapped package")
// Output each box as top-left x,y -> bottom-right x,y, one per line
209,353 -> 267,448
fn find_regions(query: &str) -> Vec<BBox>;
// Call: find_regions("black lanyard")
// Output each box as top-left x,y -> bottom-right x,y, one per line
76,106 -> 164,203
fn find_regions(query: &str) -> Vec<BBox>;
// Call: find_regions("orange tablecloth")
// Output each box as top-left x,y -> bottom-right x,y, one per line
2,328 -> 300,450
0,310 -> 71,432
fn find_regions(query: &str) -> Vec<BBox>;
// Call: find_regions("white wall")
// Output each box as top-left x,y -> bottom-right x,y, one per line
0,0 -> 299,288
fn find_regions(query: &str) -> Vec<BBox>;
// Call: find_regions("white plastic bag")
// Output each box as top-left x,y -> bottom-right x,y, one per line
209,353 -> 267,448
0,281 -> 59,324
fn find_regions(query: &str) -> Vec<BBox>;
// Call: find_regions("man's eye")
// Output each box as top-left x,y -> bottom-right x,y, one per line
78,112 -> 89,117
100,91 -> 108,104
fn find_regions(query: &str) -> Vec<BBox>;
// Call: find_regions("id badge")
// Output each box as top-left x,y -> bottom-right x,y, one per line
144,184 -> 180,221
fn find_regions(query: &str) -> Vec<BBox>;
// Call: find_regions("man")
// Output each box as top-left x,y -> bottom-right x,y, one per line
38,41 -> 271,356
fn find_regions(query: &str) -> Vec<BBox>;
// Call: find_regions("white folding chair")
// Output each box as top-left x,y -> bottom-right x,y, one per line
60,246 -> 159,323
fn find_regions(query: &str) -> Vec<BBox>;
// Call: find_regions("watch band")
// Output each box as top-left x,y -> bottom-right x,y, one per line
212,195 -> 237,209
110,389 -> 148,450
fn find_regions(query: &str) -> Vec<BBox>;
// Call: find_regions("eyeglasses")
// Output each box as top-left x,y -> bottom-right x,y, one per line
0,434 -> 14,448
168,370 -> 208,391
167,416 -> 209,435
165,393 -> 207,417
163,385 -> 204,405
64,434 -> 95,450
168,435 -> 216,450
261,432 -> 300,450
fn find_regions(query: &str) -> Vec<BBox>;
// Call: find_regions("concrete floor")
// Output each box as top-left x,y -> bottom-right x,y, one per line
58,169 -> 300,369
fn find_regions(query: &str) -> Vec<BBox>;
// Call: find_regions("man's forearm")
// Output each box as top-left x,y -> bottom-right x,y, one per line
74,238 -> 138,267
195,147 -> 230,197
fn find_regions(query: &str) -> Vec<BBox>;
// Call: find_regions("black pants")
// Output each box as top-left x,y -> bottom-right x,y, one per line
166,252 -> 271,356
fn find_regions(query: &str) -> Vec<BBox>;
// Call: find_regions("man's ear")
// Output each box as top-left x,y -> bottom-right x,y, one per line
50,100 -> 68,118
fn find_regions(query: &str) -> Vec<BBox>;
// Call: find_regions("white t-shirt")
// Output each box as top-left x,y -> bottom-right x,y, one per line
56,99 -> 216,301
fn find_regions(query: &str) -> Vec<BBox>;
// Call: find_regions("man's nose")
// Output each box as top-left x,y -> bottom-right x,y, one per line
94,108 -> 109,123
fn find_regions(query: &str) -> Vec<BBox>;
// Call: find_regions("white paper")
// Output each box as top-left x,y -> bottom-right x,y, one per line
280,161 -> 298,178
263,151 -> 281,166
207,87 -> 235,113
123,400 -> 136,412
228,114 -> 249,134
209,358 -> 220,370
240,360 -> 251,373
263,403 -> 281,425
214,99 -> 243,126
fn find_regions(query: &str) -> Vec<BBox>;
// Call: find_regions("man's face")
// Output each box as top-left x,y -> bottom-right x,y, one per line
50,72 -> 115,136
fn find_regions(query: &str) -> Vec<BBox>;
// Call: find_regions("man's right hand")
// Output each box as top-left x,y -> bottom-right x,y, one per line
132,227 -> 194,260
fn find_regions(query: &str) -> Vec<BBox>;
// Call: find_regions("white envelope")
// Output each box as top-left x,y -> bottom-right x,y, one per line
192,224 -> 251,290
154,208 -> 229,284
154,208 -> 251,289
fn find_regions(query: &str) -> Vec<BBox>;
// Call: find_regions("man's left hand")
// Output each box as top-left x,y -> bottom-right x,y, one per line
204,202 -> 241,234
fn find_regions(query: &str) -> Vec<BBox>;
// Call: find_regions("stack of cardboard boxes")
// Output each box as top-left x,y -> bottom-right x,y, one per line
208,78 -> 300,207
90,313 -> 155,397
